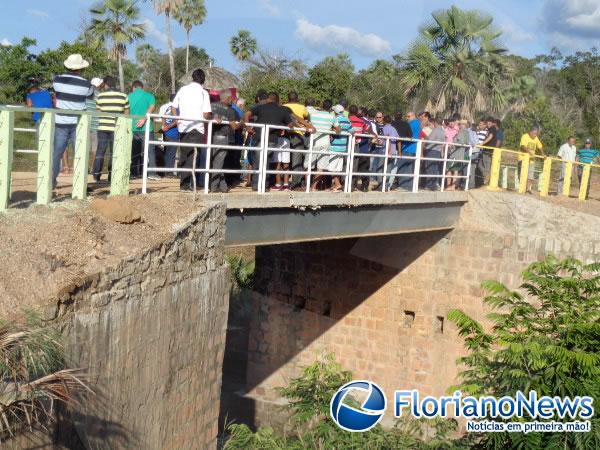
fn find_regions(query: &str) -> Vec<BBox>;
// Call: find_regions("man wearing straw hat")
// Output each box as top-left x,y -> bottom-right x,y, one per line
51,54 -> 93,189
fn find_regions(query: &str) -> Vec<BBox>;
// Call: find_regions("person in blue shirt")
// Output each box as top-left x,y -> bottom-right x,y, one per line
26,84 -> 53,124
329,104 -> 354,192
158,94 -> 180,175
577,138 -> 599,199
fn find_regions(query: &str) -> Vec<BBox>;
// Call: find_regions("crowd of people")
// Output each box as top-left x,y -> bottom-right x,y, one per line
23,54 -> 600,195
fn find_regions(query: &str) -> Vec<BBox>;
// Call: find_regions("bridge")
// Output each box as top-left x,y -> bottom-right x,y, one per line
3,106 -> 600,449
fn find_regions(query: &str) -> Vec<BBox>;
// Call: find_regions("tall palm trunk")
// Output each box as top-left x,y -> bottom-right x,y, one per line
165,11 -> 176,94
118,53 -> 125,92
185,29 -> 190,75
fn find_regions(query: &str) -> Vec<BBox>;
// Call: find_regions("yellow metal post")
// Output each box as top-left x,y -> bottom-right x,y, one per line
562,161 -> 573,197
539,157 -> 553,196
486,148 -> 502,191
0,110 -> 15,211
37,112 -> 55,205
578,165 -> 591,201
518,154 -> 530,194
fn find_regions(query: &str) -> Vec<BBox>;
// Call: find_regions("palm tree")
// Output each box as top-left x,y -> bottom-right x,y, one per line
398,6 -> 509,118
172,0 -> 207,75
87,0 -> 146,92
230,30 -> 257,62
150,0 -> 184,94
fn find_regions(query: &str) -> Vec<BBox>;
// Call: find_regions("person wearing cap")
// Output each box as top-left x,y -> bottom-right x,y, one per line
52,54 -> 94,188
557,136 -> 577,189
577,138 -> 599,199
519,127 -> 545,193
329,104 -> 353,192
86,77 -> 103,176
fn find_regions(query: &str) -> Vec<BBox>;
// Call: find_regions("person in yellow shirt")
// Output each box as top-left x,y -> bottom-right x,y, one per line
284,91 -> 314,190
519,127 -> 545,193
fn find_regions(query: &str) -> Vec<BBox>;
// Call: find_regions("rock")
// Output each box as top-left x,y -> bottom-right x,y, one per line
91,197 -> 142,224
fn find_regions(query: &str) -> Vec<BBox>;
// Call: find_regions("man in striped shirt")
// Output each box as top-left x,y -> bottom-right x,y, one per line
52,54 -> 93,188
93,76 -> 130,182
306,99 -> 333,191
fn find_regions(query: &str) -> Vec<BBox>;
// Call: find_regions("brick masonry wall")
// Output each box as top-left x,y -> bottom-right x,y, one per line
39,204 -> 230,450
245,192 -> 600,427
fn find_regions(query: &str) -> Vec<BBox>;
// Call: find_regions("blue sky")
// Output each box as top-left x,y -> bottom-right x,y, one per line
2,0 -> 600,74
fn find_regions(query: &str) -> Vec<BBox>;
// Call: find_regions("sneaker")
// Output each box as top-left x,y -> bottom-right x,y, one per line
271,184 -> 283,191
282,184 -> 290,191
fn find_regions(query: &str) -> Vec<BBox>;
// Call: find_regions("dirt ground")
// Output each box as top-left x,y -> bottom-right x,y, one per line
0,194 -> 210,317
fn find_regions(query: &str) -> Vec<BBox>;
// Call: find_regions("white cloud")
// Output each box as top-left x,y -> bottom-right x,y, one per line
500,21 -> 535,44
542,0 -> 600,49
1,38 -> 12,47
26,9 -> 50,20
142,18 -> 177,48
295,19 -> 391,57
258,0 -> 280,17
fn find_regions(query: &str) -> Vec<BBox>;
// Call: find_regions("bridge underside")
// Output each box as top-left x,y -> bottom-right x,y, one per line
217,191 -> 468,246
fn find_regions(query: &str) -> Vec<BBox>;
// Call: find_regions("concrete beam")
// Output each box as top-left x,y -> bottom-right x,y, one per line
225,200 -> 465,246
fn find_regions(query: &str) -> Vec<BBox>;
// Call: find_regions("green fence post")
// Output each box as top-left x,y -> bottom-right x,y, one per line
37,112 -> 55,205
72,114 -> 91,200
110,116 -> 133,197
0,110 -> 15,211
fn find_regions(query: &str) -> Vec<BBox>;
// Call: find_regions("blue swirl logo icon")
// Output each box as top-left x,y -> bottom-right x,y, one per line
330,380 -> 387,432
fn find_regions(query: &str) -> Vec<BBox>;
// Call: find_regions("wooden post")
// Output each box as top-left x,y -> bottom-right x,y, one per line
578,165 -> 591,201
518,154 -> 530,194
110,116 -> 133,197
539,157 -> 553,197
37,112 -> 55,205
0,110 -> 15,211
486,148 -> 502,191
562,161 -> 573,197
72,114 -> 90,200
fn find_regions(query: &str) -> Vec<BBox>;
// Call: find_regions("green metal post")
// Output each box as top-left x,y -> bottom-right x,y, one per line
72,114 -> 91,200
110,116 -> 133,197
37,112 -> 55,205
0,110 -> 15,211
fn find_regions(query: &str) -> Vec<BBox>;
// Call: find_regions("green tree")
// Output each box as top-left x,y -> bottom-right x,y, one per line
0,38 -> 42,103
448,257 -> 600,449
307,54 -> 354,102
349,59 -> 406,113
150,0 -> 184,94
230,30 -> 258,62
224,354 -> 462,449
397,6 -> 509,118
172,0 -> 207,74
503,97 -> 574,154
87,0 -> 146,92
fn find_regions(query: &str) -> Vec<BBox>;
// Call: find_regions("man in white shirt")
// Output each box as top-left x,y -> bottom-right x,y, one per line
557,136 -> 577,186
171,68 -> 212,191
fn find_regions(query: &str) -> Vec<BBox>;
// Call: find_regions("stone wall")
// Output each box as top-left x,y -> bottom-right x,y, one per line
12,203 -> 230,450
244,191 -> 600,427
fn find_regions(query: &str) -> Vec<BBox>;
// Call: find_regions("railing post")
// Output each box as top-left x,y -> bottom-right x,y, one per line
306,133 -> 314,193
464,146 -> 473,191
440,143 -> 448,192
412,140 -> 422,193
142,115 -> 150,194
0,110 -> 15,211
578,165 -> 591,201
344,135 -> 354,193
204,121 -> 213,194
518,154 -> 530,194
501,166 -> 508,189
111,116 -> 133,197
37,112 -> 55,205
381,138 -> 389,192
486,148 -> 502,191
539,157 -> 553,197
260,126 -> 269,193
562,161 -> 573,197
72,114 -> 90,200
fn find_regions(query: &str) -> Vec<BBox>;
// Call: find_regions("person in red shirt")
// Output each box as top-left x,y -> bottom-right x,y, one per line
348,105 -> 374,191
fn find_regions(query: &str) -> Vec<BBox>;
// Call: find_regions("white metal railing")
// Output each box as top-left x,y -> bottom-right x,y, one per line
142,113 -> 473,195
